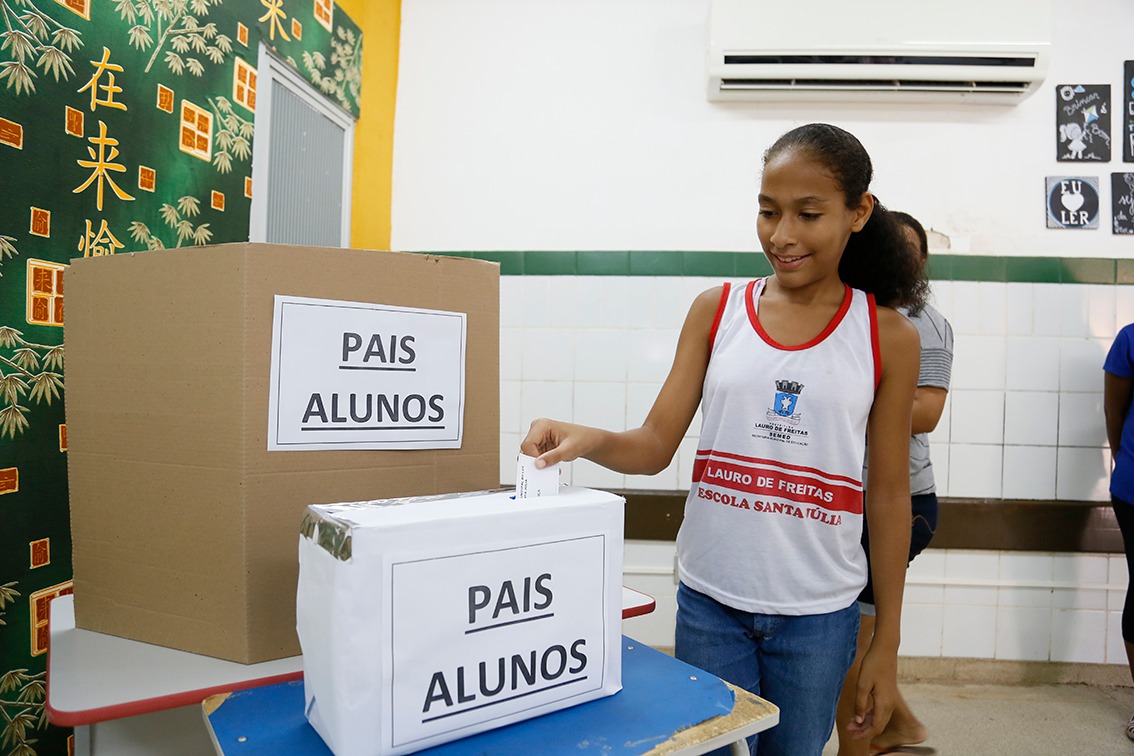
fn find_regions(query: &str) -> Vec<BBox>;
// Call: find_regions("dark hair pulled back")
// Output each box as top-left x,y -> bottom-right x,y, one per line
763,123 -> 928,313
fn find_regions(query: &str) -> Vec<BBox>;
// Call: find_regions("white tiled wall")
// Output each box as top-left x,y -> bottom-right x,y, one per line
501,274 -> 719,490
622,544 -> 1129,666
505,275 -> 1132,665
503,276 -> 1131,503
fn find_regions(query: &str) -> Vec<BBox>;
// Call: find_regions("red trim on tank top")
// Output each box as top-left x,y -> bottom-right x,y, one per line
745,278 -> 854,351
867,293 -> 881,392
709,282 -> 731,351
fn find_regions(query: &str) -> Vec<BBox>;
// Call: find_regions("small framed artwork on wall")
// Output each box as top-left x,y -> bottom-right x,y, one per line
1057,84 -> 1111,161
1114,173 -> 1134,234
1123,62 -> 1133,162
1046,176 -> 1100,229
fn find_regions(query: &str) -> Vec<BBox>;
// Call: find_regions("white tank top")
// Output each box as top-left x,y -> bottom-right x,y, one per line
677,278 -> 880,615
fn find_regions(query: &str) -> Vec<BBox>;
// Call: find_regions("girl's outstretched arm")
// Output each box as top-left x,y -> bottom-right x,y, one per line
847,305 -> 919,740
521,286 -> 722,474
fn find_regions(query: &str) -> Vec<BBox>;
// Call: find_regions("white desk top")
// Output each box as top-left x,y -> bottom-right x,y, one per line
46,595 -> 304,726
48,588 -> 656,727
621,585 -> 655,618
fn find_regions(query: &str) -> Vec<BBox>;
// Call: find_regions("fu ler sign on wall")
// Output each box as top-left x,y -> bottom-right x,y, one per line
268,295 -> 466,450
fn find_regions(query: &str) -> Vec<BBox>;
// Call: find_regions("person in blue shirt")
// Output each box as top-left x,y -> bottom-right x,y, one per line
1104,325 -> 1134,741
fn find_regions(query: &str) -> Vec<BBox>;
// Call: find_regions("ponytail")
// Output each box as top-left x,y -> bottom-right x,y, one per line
840,197 -> 928,314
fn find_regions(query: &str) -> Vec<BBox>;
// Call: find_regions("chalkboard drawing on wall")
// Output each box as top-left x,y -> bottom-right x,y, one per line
1046,176 -> 1100,229
1057,84 -> 1111,161
1124,62 -> 1133,162
1114,173 -> 1134,234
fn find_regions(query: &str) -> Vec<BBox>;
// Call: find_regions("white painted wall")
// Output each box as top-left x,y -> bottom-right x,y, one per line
393,0 -> 1134,256
391,0 -> 1134,666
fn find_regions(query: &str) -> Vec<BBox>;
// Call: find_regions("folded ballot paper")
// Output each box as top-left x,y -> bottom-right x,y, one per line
296,486 -> 625,756
515,452 -> 559,498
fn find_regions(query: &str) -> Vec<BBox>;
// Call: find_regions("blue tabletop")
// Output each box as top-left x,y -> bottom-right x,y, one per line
206,637 -> 736,755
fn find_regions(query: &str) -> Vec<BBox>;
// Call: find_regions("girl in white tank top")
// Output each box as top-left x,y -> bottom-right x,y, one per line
522,124 -> 925,756
678,277 -> 878,616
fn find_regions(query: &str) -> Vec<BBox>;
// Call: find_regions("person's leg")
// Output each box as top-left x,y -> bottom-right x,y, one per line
838,492 -> 937,753
868,492 -> 937,750
1114,499 -> 1134,681
674,583 -> 760,756
1110,499 -> 1134,739
755,604 -> 859,756
858,614 -> 927,751
836,508 -> 879,756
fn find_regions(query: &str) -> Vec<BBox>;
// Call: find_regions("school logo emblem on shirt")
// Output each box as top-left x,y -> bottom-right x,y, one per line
769,380 -> 804,425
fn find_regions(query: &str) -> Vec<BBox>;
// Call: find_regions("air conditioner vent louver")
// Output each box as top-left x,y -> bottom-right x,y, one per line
719,79 -> 1034,95
707,0 -> 1051,104
722,54 -> 1038,68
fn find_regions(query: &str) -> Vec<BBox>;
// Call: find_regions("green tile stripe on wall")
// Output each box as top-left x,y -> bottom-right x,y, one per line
423,252 -> 1130,283
630,251 -> 683,276
1062,258 -> 1117,284
681,251 -> 738,277
1005,257 -> 1060,283
950,255 -> 1006,282
578,250 -> 629,275
525,250 -> 579,275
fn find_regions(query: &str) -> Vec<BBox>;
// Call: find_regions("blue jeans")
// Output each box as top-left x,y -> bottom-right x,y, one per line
674,583 -> 859,756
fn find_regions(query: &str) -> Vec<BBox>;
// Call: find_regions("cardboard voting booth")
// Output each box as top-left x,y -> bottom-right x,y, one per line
296,487 -> 625,756
65,243 -> 499,663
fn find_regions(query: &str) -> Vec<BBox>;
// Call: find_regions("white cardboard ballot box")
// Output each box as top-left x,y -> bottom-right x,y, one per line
296,487 -> 625,756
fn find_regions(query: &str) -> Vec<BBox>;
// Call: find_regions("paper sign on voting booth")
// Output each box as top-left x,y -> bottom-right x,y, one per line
268,295 -> 467,451
296,487 -> 624,756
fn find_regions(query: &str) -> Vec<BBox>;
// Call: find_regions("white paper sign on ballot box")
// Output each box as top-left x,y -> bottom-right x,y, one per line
296,486 -> 625,756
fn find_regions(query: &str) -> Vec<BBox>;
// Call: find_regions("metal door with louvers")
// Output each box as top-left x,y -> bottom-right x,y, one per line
250,46 -> 354,247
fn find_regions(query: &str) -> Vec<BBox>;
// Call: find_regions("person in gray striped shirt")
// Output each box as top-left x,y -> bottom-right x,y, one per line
836,211 -> 954,756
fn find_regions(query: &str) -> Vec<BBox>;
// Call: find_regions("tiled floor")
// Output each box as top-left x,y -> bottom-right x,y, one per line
820,681 -> 1134,754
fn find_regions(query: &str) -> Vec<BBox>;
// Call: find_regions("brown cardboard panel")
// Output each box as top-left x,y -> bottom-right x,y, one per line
427,453 -> 501,493
65,244 -> 247,467
70,459 -> 247,658
461,307 -> 501,457
66,244 -> 501,662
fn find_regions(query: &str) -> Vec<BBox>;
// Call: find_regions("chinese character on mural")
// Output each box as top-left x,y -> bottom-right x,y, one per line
77,218 -> 125,257
157,83 -> 175,113
30,208 -> 50,238
259,0 -> 291,41
27,259 -> 66,327
78,47 -> 127,112
74,121 -> 135,210
65,106 -> 84,137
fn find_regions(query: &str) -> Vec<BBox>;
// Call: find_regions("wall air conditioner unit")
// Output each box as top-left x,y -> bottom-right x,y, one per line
707,0 -> 1051,105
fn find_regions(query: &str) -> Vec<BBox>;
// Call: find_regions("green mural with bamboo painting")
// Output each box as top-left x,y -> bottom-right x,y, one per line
0,1 -> 361,752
